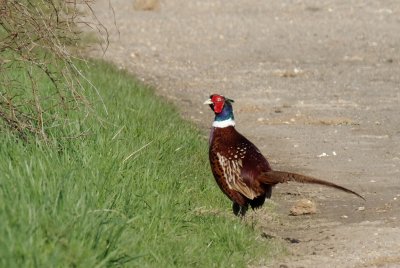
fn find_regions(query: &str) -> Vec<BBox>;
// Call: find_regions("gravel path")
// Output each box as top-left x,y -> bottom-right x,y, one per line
91,1 -> 400,267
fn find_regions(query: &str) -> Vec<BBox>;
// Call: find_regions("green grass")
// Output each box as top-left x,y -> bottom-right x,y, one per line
0,60 -> 282,267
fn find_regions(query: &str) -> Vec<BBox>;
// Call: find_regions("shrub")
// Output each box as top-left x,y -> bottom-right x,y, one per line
0,0 -> 105,140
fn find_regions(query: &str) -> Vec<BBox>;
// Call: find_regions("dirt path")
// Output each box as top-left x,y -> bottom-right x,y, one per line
90,1 -> 400,267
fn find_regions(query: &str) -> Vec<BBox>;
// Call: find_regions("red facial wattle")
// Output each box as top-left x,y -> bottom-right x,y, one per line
211,95 -> 225,113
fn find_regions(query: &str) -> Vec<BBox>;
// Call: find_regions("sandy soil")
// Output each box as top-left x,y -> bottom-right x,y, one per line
90,1 -> 400,267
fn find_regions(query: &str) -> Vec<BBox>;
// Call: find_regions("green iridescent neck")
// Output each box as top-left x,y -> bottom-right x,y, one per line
213,102 -> 235,128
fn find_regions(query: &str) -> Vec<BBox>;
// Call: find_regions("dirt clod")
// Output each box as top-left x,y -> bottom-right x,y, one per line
289,199 -> 317,216
133,0 -> 160,11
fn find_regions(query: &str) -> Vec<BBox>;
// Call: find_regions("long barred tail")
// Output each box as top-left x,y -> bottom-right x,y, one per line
261,170 -> 365,200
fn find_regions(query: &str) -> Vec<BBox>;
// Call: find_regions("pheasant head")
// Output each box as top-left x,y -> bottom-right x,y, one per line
204,94 -> 235,128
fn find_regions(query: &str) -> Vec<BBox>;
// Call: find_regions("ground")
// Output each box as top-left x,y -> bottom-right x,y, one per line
90,1 -> 400,267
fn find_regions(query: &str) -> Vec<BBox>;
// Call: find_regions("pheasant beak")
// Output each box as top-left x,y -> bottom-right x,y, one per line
203,99 -> 213,105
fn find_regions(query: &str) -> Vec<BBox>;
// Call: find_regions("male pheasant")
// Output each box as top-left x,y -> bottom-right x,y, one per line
204,94 -> 364,216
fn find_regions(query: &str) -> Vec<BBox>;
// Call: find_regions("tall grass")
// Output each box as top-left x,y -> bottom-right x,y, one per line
0,61 -> 281,267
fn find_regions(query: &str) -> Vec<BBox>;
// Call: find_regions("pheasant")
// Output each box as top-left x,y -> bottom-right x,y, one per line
204,94 -> 364,216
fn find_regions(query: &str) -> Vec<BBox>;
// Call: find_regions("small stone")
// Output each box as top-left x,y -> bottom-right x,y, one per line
357,206 -> 365,211
294,67 -> 301,74
341,215 -> 348,219
290,199 -> 317,216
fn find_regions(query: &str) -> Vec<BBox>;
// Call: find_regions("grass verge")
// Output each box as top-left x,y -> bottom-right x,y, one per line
0,60 -> 283,267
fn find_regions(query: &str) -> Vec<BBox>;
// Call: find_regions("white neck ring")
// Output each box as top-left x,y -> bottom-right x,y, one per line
212,118 -> 235,128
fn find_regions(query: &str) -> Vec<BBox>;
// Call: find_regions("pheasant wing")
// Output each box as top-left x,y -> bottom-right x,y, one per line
213,151 -> 261,200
